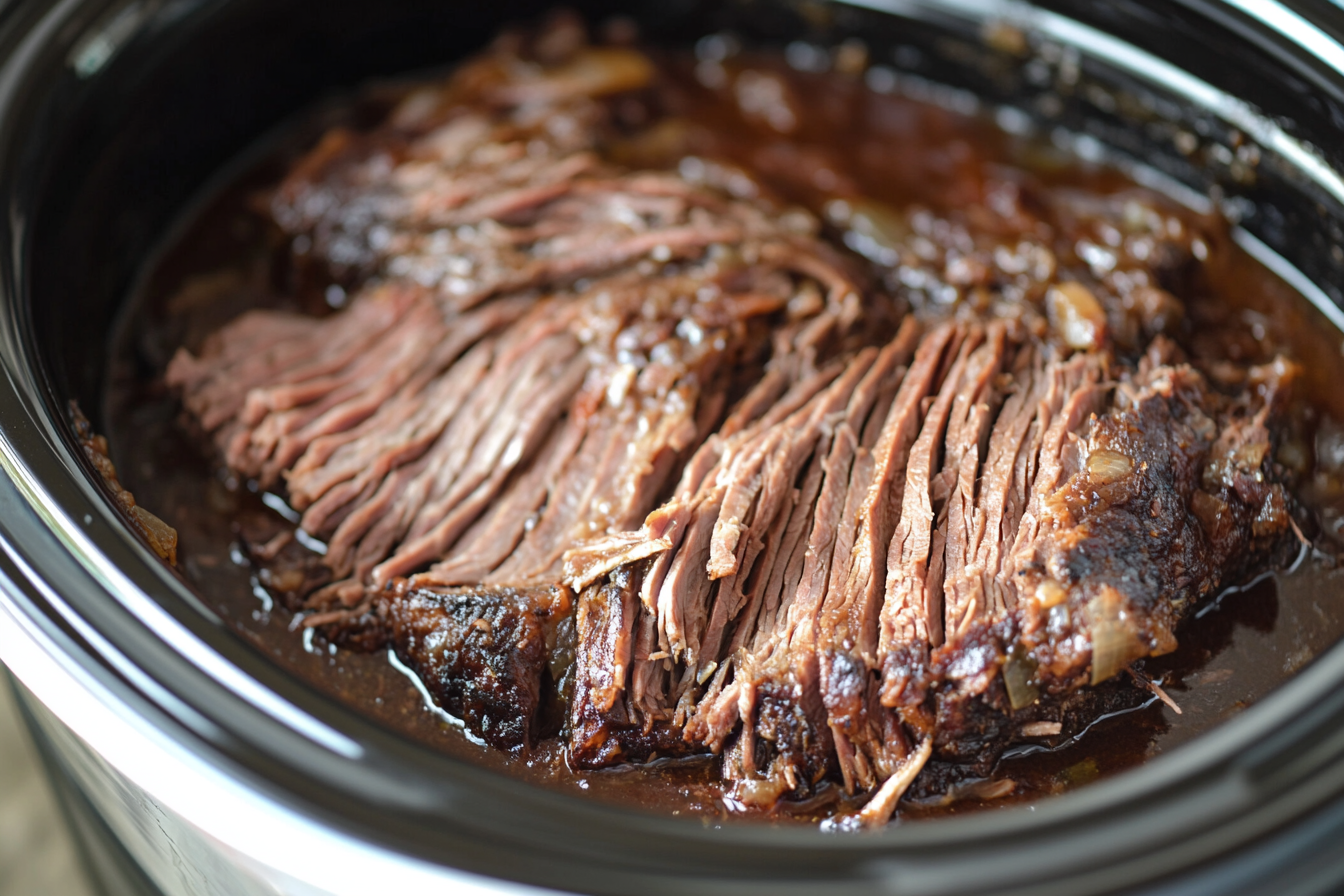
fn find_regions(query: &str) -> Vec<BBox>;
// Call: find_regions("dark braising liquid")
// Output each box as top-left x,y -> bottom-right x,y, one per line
105,46 -> 1344,823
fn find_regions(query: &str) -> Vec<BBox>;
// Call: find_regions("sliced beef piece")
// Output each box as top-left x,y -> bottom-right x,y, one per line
411,413 -> 586,586
310,306 -> 584,586
1004,353 -> 1113,579
818,321 -> 957,667
866,345 -> 1299,815
491,273 -> 820,590
269,30 -> 649,289
938,324 -> 1013,642
813,322 -> 959,792
185,249 -> 858,626
269,25 -> 863,321
285,296 -> 531,520
838,324 -> 1019,791
1010,350 -> 1298,693
882,325 -> 987,657
370,334 -> 588,583
645,362 -> 847,672
562,323 -> 1296,823
725,664 -> 836,808
879,349 -> 1112,732
988,351 -> 1107,610
377,581 -> 571,750
313,322 -> 1294,824
172,22 -> 874,633
166,283 -> 427,482
559,358 -> 852,753
562,324 -> 921,776
589,351 -> 840,731
165,18 -> 1309,828
711,324 -> 920,803
561,511 -> 682,594
953,345 -> 1044,619
699,437 -> 834,784
697,352 -> 877,676
568,565 -> 691,767
232,292 -> 454,484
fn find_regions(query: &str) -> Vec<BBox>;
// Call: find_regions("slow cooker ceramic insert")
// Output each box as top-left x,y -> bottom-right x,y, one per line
5,1 -> 1344,893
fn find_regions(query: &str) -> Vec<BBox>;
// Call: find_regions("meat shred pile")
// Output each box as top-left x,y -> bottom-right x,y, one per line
165,20 -> 1298,825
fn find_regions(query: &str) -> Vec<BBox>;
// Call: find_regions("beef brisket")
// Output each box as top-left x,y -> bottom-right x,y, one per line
167,20 -> 1306,826
167,29 -> 870,623
551,325 -> 1295,822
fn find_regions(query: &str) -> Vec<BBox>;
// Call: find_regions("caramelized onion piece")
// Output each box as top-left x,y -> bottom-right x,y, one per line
1086,448 -> 1133,483
1004,643 -> 1040,710
495,47 -> 654,104
1019,721 -> 1062,737
1046,281 -> 1107,351
964,778 -> 1017,801
1191,489 -> 1229,537
130,505 -> 179,565
826,197 -> 909,265
1088,587 -> 1146,684
732,774 -> 794,809
70,401 -> 178,566
930,777 -> 1018,807
1034,578 -> 1068,609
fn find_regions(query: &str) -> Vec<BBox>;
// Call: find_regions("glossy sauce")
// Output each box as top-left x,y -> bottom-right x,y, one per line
104,46 -> 1344,823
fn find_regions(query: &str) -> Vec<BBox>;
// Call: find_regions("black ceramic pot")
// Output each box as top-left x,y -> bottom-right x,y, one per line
4,1 -> 1344,893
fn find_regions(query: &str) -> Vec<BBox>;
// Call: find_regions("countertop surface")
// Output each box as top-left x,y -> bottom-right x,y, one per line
0,670 -> 95,896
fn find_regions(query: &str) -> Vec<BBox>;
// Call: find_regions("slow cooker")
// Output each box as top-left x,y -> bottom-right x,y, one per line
4,0 -> 1344,893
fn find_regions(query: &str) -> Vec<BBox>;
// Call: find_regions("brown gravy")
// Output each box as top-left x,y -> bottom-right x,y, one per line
104,45 -> 1344,824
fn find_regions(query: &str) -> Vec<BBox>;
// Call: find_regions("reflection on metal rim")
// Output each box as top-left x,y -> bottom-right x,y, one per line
0,573 -> 552,896
1221,0 -> 1344,79
843,0 -> 1344,207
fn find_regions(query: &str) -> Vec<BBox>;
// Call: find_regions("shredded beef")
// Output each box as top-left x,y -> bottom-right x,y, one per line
167,21 -> 1305,826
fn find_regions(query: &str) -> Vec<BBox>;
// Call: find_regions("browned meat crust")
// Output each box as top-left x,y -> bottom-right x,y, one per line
378,581 -> 570,750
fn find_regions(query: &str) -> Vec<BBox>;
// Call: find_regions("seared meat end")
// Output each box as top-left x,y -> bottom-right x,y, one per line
378,582 -> 570,750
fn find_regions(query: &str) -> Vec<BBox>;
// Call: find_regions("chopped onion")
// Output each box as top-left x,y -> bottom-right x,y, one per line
1191,489 -> 1228,536
1034,578 -> 1068,609
1088,589 -> 1145,684
1019,721 -> 1062,737
733,774 -> 792,809
501,48 -> 655,103
130,504 -> 178,565
1233,441 -> 1268,470
1003,644 -> 1039,710
1046,281 -> 1107,351
943,777 -> 1017,805
1086,448 -> 1133,482
830,197 -> 909,261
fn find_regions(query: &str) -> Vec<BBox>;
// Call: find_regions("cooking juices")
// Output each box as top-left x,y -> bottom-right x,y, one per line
105,20 -> 1344,825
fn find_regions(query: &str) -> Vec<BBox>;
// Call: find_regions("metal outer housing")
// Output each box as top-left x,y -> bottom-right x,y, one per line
3,1 -> 1344,893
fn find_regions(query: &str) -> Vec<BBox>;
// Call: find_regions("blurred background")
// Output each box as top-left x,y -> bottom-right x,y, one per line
0,675 -> 95,896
